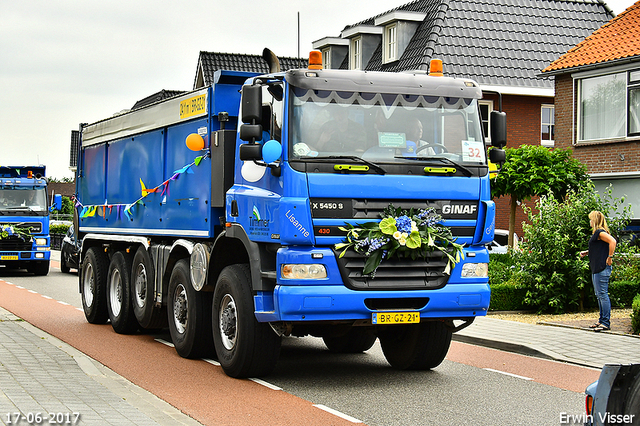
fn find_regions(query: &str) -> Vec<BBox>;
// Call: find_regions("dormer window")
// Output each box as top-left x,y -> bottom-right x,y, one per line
384,23 -> 398,63
322,48 -> 331,69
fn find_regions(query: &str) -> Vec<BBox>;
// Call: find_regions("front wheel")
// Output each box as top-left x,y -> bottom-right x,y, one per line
379,321 -> 452,370
213,264 -> 281,378
167,259 -> 214,359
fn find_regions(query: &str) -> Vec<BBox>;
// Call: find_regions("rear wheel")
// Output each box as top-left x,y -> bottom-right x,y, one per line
60,256 -> 70,273
107,251 -> 139,334
131,246 -> 166,329
323,328 -> 377,353
213,264 -> 281,378
379,321 -> 452,370
624,373 -> 640,419
81,247 -> 109,324
167,259 -> 214,358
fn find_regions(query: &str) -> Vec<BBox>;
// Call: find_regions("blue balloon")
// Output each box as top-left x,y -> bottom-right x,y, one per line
262,139 -> 282,163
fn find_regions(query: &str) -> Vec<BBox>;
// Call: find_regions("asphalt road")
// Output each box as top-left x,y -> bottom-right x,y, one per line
0,262 -> 595,426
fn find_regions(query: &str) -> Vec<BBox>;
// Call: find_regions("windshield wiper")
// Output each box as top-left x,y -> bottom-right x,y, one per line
302,156 -> 387,175
395,156 -> 473,177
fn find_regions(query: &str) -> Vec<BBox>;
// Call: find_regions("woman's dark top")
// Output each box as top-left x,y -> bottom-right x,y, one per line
588,229 -> 610,274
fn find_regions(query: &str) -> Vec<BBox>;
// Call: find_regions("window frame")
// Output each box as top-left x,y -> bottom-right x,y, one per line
383,23 -> 398,63
575,67 -> 640,144
350,37 -> 362,70
541,104 -> 555,147
478,100 -> 493,144
321,48 -> 331,70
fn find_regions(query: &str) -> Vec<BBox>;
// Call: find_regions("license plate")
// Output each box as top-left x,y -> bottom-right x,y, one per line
372,311 -> 420,325
1,255 -> 18,260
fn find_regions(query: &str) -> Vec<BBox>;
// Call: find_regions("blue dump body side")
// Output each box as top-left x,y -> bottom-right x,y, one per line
0,166 -> 52,272
77,71 -> 255,238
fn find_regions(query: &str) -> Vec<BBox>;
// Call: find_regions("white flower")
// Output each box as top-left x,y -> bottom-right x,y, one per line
411,221 -> 418,232
393,231 -> 401,240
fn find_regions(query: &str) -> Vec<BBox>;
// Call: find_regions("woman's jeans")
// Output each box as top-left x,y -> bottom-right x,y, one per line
592,265 -> 611,328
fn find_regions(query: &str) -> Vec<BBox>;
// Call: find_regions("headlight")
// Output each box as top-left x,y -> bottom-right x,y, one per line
461,263 -> 488,278
281,264 -> 327,279
35,238 -> 47,246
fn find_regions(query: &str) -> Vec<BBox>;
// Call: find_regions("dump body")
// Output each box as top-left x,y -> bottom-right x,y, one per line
76,65 -> 503,377
0,166 -> 54,275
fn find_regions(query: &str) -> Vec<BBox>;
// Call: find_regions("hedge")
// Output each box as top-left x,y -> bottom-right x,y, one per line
489,281 -> 527,311
632,294 -> 640,335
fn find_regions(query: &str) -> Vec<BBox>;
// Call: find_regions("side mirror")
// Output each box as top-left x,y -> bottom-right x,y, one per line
241,85 -> 262,124
51,194 -> 62,212
489,148 -> 506,164
239,143 -> 262,161
239,124 -> 262,142
490,111 -> 507,148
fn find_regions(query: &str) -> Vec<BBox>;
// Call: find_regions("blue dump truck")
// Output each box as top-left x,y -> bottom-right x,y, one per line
75,51 -> 506,378
0,166 -> 61,276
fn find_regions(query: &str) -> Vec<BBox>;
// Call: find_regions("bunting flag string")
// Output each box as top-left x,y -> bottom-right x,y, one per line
75,152 -> 209,222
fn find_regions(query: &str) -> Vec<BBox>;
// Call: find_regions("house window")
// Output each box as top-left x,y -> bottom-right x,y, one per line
322,48 -> 331,70
541,105 -> 555,146
350,37 -> 362,70
578,72 -> 626,141
479,100 -> 493,143
384,23 -> 397,63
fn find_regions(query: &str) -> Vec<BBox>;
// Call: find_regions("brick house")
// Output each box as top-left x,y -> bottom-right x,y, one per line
312,0 -> 613,235
541,1 -> 640,221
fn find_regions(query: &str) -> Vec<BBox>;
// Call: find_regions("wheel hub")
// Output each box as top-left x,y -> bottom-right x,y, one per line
172,284 -> 188,334
219,294 -> 237,350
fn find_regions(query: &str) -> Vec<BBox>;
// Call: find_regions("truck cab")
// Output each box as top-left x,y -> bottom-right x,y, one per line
0,166 -> 61,275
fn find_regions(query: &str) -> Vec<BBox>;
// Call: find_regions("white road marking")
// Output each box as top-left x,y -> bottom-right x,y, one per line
154,338 -> 175,348
313,404 -> 363,423
483,368 -> 533,381
249,378 -> 282,390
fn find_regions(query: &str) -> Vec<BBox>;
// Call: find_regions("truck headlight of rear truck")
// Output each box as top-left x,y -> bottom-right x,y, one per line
461,263 -> 488,278
281,264 -> 327,279
35,238 -> 47,246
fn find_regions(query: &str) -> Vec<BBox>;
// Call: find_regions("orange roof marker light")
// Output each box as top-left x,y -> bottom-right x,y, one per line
429,59 -> 443,77
308,50 -> 323,70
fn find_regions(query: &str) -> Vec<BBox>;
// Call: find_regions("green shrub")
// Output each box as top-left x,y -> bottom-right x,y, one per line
610,281 -> 640,308
489,279 -> 527,311
632,294 -> 640,335
49,224 -> 70,235
517,182 -> 630,313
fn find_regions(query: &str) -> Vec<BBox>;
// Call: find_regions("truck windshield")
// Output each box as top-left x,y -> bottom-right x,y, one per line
0,188 -> 48,214
290,87 -> 486,164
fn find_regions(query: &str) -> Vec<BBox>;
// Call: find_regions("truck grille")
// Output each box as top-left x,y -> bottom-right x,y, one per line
0,239 -> 32,251
334,248 -> 450,291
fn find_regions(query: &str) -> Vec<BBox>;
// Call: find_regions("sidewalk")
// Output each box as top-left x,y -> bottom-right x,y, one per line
0,307 -> 202,426
454,315 -> 640,369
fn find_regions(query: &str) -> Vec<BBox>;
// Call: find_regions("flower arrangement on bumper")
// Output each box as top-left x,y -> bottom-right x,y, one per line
335,205 -> 464,276
0,224 -> 32,242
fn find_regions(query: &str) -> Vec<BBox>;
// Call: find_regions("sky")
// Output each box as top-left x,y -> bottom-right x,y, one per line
0,0 -> 636,180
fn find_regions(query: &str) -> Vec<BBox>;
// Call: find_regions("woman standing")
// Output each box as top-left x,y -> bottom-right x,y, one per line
579,211 -> 617,331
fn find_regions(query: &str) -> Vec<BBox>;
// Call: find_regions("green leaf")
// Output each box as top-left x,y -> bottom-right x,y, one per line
406,231 -> 421,249
363,250 -> 383,275
379,217 -> 397,235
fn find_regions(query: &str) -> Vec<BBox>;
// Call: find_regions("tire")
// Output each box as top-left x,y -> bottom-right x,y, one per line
323,328 -> 377,353
60,255 -> 70,273
624,373 -> 640,420
81,247 -> 109,324
29,260 -> 50,276
212,264 -> 281,378
106,251 -> 139,334
167,259 -> 214,359
131,246 -> 166,329
379,321 -> 452,370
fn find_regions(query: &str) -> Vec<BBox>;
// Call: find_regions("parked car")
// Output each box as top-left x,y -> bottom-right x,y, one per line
60,225 -> 80,273
487,229 -> 519,254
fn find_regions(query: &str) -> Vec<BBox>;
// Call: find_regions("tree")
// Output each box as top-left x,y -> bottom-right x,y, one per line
491,145 -> 589,247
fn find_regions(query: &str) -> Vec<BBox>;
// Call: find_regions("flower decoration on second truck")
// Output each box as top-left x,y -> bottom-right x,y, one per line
335,205 -> 464,276
0,224 -> 32,242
